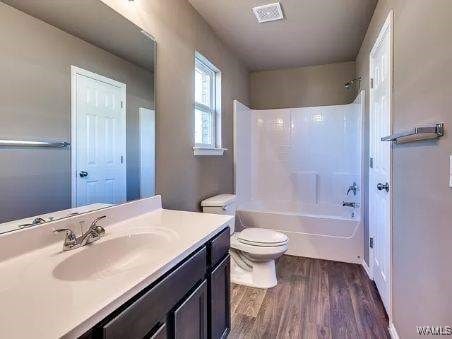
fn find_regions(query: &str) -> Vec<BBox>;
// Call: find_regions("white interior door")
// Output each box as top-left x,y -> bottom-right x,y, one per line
139,108 -> 155,198
72,67 -> 127,207
369,12 -> 392,313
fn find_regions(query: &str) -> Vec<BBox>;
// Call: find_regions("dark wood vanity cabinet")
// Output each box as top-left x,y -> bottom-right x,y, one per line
81,227 -> 230,339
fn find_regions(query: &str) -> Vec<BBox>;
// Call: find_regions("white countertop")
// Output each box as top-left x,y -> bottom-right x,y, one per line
0,206 -> 232,338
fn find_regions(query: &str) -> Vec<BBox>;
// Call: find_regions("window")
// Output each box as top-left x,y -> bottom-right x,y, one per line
194,52 -> 224,155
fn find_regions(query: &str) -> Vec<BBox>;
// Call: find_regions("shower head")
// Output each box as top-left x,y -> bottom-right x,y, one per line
345,77 -> 362,90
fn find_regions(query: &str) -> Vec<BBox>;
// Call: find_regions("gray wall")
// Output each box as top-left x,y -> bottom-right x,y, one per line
103,0 -> 250,212
0,3 -> 154,223
356,0 -> 452,336
249,61 -> 356,109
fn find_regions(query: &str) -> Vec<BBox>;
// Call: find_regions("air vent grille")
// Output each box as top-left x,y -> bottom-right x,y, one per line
253,2 -> 284,23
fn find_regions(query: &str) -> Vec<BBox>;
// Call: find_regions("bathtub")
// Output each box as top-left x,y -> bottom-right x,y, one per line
236,202 -> 363,264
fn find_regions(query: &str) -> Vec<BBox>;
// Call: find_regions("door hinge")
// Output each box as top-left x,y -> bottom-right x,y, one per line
369,157 -> 374,168
370,78 -> 374,89
370,237 -> 374,249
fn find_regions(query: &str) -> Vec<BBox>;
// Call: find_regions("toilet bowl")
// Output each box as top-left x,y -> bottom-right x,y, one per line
201,194 -> 288,288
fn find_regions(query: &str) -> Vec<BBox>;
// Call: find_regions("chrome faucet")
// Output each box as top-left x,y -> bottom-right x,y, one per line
54,215 -> 107,251
19,217 -> 48,229
346,182 -> 359,196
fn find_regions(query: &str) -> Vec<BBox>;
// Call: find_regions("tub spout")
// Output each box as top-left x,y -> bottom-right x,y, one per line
342,201 -> 359,208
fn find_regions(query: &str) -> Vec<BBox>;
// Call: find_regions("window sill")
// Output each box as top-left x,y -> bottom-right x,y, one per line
193,147 -> 227,156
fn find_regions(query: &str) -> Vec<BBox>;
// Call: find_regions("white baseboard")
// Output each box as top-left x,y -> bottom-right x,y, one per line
389,322 -> 399,339
361,258 -> 372,279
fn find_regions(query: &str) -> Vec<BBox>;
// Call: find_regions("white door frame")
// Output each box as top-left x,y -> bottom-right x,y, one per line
138,107 -> 156,198
368,10 -> 393,320
70,66 -> 127,207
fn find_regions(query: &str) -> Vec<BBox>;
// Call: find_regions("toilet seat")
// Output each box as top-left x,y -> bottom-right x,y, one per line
230,232 -> 288,288
236,228 -> 288,247
231,233 -> 288,257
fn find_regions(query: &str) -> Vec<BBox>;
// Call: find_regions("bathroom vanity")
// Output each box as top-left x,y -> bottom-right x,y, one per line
0,196 -> 232,339
0,3 -> 232,337
81,227 -> 231,339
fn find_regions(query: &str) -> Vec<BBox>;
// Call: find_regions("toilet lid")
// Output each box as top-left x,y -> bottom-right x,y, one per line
237,228 -> 288,247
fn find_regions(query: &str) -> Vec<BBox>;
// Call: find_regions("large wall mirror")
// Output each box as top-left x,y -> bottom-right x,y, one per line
0,0 -> 156,234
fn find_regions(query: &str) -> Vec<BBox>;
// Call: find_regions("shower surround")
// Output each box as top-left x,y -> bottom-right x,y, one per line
234,92 -> 364,263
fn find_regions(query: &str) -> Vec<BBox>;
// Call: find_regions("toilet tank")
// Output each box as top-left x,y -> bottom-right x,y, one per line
201,194 -> 236,233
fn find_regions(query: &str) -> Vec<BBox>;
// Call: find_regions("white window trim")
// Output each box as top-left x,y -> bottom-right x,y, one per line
194,51 -> 225,156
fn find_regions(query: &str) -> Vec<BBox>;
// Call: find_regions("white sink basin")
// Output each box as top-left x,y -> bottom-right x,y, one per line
53,232 -> 173,281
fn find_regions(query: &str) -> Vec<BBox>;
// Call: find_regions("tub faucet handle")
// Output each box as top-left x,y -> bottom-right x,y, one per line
346,182 -> 359,196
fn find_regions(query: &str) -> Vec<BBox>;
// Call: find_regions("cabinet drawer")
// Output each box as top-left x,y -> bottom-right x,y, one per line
208,227 -> 230,268
103,247 -> 206,339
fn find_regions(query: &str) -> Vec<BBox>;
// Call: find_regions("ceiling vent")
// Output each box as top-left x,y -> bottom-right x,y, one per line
252,2 -> 284,23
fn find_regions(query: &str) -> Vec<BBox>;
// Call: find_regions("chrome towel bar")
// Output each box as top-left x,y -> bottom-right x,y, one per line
381,123 -> 444,144
0,139 -> 70,148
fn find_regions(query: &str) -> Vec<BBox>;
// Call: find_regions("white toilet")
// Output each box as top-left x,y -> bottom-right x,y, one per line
201,194 -> 288,288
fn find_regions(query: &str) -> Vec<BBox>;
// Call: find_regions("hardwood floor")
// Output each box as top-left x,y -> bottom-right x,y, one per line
230,255 -> 390,339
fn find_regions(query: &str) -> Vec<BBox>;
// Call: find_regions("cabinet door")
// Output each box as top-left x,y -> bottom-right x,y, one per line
209,255 -> 230,339
174,280 -> 208,339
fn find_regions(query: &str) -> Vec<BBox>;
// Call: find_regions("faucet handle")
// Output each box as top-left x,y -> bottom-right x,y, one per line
54,228 -> 78,250
89,215 -> 107,238
32,217 -> 47,225
53,228 -> 77,242
90,215 -> 106,228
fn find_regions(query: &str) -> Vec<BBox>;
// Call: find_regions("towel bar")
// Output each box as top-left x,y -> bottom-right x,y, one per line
381,123 -> 444,144
0,139 -> 70,148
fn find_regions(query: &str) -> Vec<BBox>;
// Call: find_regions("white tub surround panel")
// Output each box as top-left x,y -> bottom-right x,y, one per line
233,100 -> 252,207
234,93 -> 364,263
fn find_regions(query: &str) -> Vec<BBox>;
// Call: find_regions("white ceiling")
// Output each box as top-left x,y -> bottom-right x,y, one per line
189,0 -> 377,71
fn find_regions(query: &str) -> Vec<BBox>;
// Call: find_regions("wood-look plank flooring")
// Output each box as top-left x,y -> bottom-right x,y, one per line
230,255 -> 389,339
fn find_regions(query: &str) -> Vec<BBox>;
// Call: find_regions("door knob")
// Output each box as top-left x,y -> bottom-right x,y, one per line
79,171 -> 88,178
377,182 -> 389,192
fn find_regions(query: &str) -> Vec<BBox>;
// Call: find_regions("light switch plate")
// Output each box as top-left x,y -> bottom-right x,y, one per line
450,155 -> 452,188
